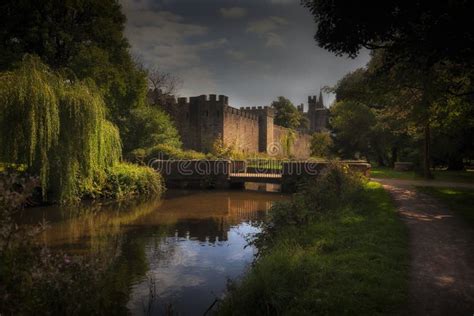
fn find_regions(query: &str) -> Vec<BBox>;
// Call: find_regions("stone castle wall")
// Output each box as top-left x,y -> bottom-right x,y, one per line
223,106 -> 259,153
273,125 -> 311,158
166,93 -> 324,158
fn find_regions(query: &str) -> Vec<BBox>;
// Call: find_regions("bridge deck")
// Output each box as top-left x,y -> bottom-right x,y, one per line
229,172 -> 282,184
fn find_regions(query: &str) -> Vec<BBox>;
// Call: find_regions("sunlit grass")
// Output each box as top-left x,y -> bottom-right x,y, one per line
218,182 -> 409,315
371,166 -> 474,183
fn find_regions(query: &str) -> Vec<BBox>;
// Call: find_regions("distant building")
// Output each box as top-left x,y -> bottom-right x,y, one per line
307,91 -> 329,133
148,90 -> 329,158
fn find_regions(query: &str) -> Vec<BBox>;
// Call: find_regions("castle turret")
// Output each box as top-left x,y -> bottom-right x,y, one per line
307,90 -> 328,132
318,90 -> 324,108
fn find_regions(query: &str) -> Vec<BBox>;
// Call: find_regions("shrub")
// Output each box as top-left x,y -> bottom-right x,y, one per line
310,132 -> 333,158
259,162 -> 367,249
122,106 -> 182,154
128,144 -> 207,164
98,162 -> 164,199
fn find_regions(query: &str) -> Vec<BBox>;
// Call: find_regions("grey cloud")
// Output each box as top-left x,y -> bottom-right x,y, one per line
121,0 -> 370,107
219,7 -> 247,19
246,16 -> 288,34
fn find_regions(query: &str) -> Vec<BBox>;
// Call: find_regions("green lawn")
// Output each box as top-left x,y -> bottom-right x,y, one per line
371,167 -> 474,183
218,182 -> 409,315
417,187 -> 474,228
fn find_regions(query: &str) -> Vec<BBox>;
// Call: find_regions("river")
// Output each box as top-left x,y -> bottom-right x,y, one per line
17,184 -> 286,315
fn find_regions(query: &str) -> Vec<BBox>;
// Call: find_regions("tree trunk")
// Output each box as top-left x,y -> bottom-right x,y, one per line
423,123 -> 432,178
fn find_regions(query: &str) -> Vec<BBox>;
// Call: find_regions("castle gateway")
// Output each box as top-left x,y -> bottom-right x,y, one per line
154,92 -> 328,158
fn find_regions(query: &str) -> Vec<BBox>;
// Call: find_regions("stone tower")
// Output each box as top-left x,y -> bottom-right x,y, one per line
307,90 -> 329,132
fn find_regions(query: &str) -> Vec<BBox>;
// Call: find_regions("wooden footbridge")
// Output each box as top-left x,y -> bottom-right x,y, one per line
150,159 -> 370,192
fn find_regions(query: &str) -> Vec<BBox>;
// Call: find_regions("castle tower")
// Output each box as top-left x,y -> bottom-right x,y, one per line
318,90 -> 324,108
241,106 -> 274,153
308,90 -> 328,132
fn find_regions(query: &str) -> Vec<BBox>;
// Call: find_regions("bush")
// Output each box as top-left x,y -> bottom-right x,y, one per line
122,106 -> 182,154
310,132 -> 333,158
128,144 -> 207,164
101,162 -> 164,199
270,162 -> 366,231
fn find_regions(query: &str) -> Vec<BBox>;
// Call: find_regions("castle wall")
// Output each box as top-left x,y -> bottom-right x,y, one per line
170,94 -> 313,158
223,106 -> 259,154
242,106 -> 274,152
273,125 -> 311,158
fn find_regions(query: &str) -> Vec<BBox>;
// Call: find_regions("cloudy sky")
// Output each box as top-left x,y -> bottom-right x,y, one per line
121,0 -> 370,109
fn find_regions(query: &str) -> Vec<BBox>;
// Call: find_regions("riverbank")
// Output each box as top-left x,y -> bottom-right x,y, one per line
218,170 -> 409,314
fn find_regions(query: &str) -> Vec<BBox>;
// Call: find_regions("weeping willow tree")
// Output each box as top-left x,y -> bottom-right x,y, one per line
0,56 -> 122,202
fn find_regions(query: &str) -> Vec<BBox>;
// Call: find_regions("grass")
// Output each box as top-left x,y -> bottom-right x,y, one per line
218,182 -> 409,315
417,187 -> 474,228
371,166 -> 474,183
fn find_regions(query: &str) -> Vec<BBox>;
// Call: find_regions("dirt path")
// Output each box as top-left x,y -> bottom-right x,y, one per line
376,179 -> 474,315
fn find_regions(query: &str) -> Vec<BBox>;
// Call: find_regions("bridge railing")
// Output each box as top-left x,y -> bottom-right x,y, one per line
244,159 -> 283,174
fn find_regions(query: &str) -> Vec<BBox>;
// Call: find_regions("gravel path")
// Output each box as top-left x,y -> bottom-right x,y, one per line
377,179 -> 474,315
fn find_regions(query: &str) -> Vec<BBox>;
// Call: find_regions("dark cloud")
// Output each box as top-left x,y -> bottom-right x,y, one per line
121,0 -> 369,108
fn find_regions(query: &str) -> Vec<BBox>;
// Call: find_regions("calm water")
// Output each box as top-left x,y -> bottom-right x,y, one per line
18,184 -> 286,315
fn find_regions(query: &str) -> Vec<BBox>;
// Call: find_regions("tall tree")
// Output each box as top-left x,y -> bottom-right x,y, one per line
303,0 -> 474,177
0,56 -> 121,202
0,0 -> 148,132
271,96 -> 305,130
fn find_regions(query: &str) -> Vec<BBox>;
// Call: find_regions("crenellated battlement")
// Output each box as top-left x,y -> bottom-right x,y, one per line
165,92 -> 324,158
242,105 -> 275,118
224,105 -> 258,121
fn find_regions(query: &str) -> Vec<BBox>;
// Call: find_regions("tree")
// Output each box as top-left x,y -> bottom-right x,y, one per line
271,97 -> 305,130
330,101 -> 376,160
148,67 -> 182,97
0,56 -> 121,203
331,63 -> 415,167
302,0 -> 474,70
0,0 -> 148,137
123,107 -> 182,154
310,133 -> 333,158
147,67 -> 183,117
302,0 -> 474,177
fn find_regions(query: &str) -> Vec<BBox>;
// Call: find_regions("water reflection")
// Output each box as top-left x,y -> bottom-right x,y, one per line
19,189 -> 286,315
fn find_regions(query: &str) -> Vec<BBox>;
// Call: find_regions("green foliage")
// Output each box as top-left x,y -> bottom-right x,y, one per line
280,129 -> 296,157
271,96 -> 305,130
269,163 -> 366,229
0,56 -> 121,203
304,1 -> 474,177
310,132 -> 333,158
211,138 -> 245,160
0,0 -> 149,146
129,144 -> 207,164
218,180 -> 408,315
302,0 -> 474,72
95,162 -> 164,199
123,106 -> 182,154
330,101 -> 376,159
